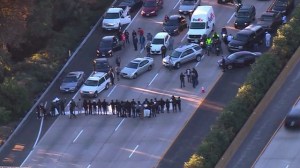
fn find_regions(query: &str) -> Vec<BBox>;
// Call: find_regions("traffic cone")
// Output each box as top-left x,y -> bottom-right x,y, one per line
201,86 -> 205,93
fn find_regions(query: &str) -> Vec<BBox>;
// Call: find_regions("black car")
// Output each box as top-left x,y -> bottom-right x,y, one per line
257,11 -> 282,32
96,36 -> 122,57
218,51 -> 262,69
217,0 -> 234,4
93,58 -> 111,73
268,0 -> 294,15
234,5 -> 256,29
163,15 -> 188,35
118,0 -> 143,12
228,25 -> 265,52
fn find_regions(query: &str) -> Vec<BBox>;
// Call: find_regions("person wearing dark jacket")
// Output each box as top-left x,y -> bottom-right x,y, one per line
180,72 -> 185,88
165,99 -> 170,113
133,36 -> 138,51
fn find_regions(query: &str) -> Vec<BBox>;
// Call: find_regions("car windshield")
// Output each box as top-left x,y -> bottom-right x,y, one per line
236,11 -> 250,18
182,0 -> 195,5
170,50 -> 182,58
63,76 -> 77,83
84,80 -> 98,86
190,22 -> 205,29
165,19 -> 179,26
235,34 -> 249,42
96,62 -> 109,69
152,38 -> 164,44
126,62 -> 139,69
143,1 -> 156,7
104,13 -> 119,19
100,40 -> 112,48
261,15 -> 274,21
227,53 -> 240,60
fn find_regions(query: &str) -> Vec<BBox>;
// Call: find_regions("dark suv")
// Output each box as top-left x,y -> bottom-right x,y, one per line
234,5 -> 256,29
268,0 -> 294,15
257,11 -> 282,32
228,25 -> 265,52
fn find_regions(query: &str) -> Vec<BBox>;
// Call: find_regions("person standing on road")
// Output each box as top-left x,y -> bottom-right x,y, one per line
133,36 -> 138,51
171,95 -> 177,112
102,99 -> 108,115
265,32 -> 271,48
92,100 -> 97,114
161,45 -> 167,59
88,100 -> 92,115
159,98 -> 165,113
180,72 -> 185,88
116,100 -> 121,117
115,65 -> 121,81
59,98 -> 66,115
69,99 -> 77,119
116,55 -> 121,67
165,98 -> 170,113
109,70 -> 115,85
131,99 -> 137,118
83,99 -> 88,115
97,99 -> 102,115
36,105 -> 41,119
145,42 -> 151,57
192,68 -> 198,85
125,30 -> 130,44
177,97 -> 181,112
121,32 -> 126,48
186,68 -> 191,83
110,100 -> 116,115
146,32 -> 153,42
140,35 -> 146,50
77,99 -> 83,115
138,27 -> 144,42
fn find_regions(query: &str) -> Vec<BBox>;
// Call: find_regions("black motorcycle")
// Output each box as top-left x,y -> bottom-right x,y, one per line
221,27 -> 228,44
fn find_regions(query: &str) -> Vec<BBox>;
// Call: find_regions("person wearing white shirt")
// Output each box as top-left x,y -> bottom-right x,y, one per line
265,32 -> 272,48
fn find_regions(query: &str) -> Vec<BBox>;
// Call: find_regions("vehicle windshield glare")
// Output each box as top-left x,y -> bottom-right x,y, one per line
170,50 -> 182,58
63,76 -> 77,83
127,62 -> 139,69
190,22 -> 205,29
235,34 -> 249,42
236,11 -> 250,17
152,38 -> 164,44
84,80 -> 98,86
104,13 -> 119,19
143,1 -> 156,7
165,19 -> 179,26
261,15 -> 274,21
182,0 -> 195,5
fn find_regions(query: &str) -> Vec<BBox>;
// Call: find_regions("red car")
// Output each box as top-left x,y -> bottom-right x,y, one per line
141,0 -> 163,16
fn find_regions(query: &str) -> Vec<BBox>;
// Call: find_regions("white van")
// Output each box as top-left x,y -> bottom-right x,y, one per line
102,8 -> 131,31
187,6 -> 215,43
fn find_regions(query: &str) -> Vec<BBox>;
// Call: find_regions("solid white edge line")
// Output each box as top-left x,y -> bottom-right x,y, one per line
73,130 -> 84,143
148,73 -> 158,86
33,117 -> 44,148
129,145 -> 139,158
124,8 -> 142,31
227,12 -> 236,24
87,164 -> 91,168
195,62 -> 200,67
181,34 -> 188,43
115,118 -> 125,132
107,85 -> 117,97
20,150 -> 33,167
173,0 -> 181,10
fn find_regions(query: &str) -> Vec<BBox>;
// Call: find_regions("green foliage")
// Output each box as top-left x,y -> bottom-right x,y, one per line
187,4 -> 300,168
0,107 -> 11,125
184,154 -> 205,168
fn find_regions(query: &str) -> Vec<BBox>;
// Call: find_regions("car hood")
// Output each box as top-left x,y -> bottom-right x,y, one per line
228,39 -> 246,46
151,44 -> 163,51
179,4 -> 195,11
80,85 -> 97,92
163,56 -> 179,63
121,67 -> 136,76
235,17 -> 251,23
102,19 -> 120,25
187,28 -> 206,36
142,6 -> 156,12
60,82 -> 77,89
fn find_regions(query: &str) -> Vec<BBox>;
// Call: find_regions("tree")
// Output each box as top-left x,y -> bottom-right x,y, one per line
184,154 -> 204,168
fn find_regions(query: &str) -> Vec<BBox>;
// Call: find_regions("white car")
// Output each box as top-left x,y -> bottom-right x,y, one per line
102,8 -> 131,31
150,32 -> 170,54
120,57 -> 154,79
80,72 -> 111,97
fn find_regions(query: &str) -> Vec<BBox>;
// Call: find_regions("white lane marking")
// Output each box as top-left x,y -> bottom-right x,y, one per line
140,48 -> 144,53
129,145 -> 139,158
20,150 -> 33,167
107,85 -> 117,97
44,101 -> 48,108
73,129 -> 83,143
195,62 -> 200,67
33,117 -> 44,148
148,73 -> 158,86
173,0 -> 181,9
227,12 -> 236,24
115,118 -> 125,131
181,34 -> 188,42
285,165 -> 289,168
87,164 -> 91,168
124,8 -> 142,31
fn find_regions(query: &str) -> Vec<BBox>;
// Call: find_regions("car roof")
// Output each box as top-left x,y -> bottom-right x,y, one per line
175,43 -> 198,52
66,71 -> 83,78
132,57 -> 144,63
92,72 -> 106,78
102,36 -> 115,41
239,5 -> 255,11
107,8 -> 123,13
261,12 -> 277,17
94,58 -> 109,62
245,24 -> 263,31
154,32 -> 169,39
169,15 -> 182,20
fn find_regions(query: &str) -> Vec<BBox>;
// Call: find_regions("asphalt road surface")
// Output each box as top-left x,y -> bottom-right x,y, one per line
0,0 -> 274,167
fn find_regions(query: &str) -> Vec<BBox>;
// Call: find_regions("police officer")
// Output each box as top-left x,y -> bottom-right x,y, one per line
97,99 -> 102,115
59,98 -> 66,115
88,100 -> 92,115
92,100 -> 97,114
180,72 -> 185,88
171,95 -> 177,112
177,97 -> 182,112
154,98 -> 159,114
69,99 -> 77,119
102,99 -> 108,115
83,99 -> 88,115
125,100 -> 131,117
206,37 -> 212,56
116,100 -> 121,117
165,98 -> 170,113
131,99 -> 137,118
159,98 -> 165,113
161,45 -> 167,59
110,100 -> 116,115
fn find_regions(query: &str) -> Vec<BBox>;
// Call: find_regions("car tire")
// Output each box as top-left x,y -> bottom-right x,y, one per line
94,92 -> 98,98
227,64 -> 233,70
133,73 -> 138,79
175,62 -> 181,69
196,55 -> 202,62
105,83 -> 109,90
148,65 -> 152,71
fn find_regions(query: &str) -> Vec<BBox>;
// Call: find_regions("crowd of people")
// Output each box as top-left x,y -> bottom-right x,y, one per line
36,95 -> 183,119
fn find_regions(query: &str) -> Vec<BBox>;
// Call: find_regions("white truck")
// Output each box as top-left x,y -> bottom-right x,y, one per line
102,7 -> 131,31
187,6 -> 215,43
80,72 -> 111,98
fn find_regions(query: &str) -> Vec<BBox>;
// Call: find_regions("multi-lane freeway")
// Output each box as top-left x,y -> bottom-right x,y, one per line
0,0 -> 276,167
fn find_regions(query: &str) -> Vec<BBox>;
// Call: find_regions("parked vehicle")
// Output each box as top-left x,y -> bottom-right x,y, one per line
118,0 -> 143,12
102,8 -> 131,31
96,36 -> 122,57
93,58 -> 111,73
162,43 -> 203,69
150,32 -> 170,54
228,25 -> 265,52
234,5 -> 256,29
285,98 -> 300,129
60,71 -> 85,93
257,11 -> 282,32
217,51 -> 261,69
178,0 -> 201,15
217,0 -> 234,4
120,57 -> 154,79
187,6 -> 215,43
80,72 -> 110,98
163,15 -> 188,35
141,0 -> 163,16
268,0 -> 294,15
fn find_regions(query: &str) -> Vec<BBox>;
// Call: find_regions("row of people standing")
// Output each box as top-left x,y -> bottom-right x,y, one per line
180,68 -> 199,88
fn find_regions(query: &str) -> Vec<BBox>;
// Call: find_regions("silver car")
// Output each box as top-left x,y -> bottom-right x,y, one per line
179,0 -> 201,14
121,57 -> 154,79
162,43 -> 203,69
60,71 -> 85,93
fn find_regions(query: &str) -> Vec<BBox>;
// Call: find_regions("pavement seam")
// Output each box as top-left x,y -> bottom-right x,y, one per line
215,47 -> 300,168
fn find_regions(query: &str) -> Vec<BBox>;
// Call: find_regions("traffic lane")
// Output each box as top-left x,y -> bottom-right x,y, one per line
157,66 -> 252,168
226,57 -> 300,168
